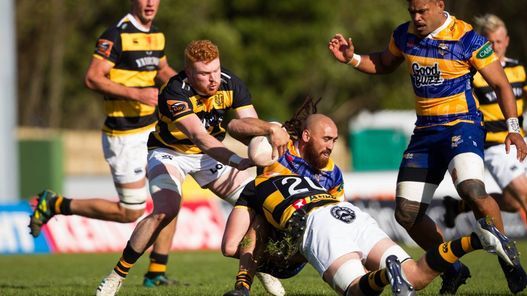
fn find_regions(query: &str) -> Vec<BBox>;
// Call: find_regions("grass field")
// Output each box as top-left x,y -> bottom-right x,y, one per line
1,242 -> 526,295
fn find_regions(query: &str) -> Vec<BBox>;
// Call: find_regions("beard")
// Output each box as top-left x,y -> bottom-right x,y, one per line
303,141 -> 330,170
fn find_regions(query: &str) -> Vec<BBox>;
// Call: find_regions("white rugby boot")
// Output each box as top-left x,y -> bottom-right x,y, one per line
96,270 -> 124,296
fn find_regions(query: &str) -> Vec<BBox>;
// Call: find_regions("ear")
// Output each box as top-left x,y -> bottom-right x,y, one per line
437,0 -> 445,10
302,130 -> 310,142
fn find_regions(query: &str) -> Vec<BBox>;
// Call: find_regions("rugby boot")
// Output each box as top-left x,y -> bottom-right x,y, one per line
439,261 -> 470,295
96,271 -> 123,296
256,272 -> 285,296
442,195 -> 461,228
28,189 -> 59,237
143,274 -> 179,287
475,216 -> 527,293
223,286 -> 250,296
498,257 -> 527,294
475,216 -> 521,267
386,255 -> 415,296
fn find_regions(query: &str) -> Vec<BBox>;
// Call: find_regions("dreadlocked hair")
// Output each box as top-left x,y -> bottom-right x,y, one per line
282,97 -> 322,140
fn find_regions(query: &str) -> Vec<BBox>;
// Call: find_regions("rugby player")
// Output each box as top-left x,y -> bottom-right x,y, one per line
328,0 -> 527,293
222,99 -> 344,294
223,155 -> 523,295
442,14 -> 527,293
95,40 -> 289,296
29,0 -> 179,287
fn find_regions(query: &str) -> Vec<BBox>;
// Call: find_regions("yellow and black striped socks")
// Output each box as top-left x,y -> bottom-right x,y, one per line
425,233 -> 482,272
145,252 -> 169,279
235,269 -> 253,290
113,241 -> 144,278
357,269 -> 389,295
47,195 -> 72,216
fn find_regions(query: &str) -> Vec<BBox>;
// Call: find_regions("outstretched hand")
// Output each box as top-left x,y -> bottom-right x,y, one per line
505,133 -> 527,161
328,33 -> 355,64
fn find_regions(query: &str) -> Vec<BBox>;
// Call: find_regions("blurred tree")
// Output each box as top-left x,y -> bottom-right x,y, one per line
15,0 -> 527,131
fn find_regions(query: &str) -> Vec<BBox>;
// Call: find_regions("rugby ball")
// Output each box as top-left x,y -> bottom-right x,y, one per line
248,136 -> 278,167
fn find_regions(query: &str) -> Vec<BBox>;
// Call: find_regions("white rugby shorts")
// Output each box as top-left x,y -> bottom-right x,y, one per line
485,142 -> 527,189
102,129 -> 151,185
300,202 -> 403,275
147,147 -> 235,188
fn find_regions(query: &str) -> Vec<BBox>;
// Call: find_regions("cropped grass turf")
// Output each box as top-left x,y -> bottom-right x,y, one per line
0,241 -> 526,295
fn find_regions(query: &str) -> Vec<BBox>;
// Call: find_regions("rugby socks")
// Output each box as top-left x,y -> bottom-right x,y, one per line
357,269 -> 388,296
425,233 -> 482,272
145,252 -> 169,279
44,194 -> 72,216
113,241 -> 144,278
56,196 -> 72,215
235,268 -> 253,290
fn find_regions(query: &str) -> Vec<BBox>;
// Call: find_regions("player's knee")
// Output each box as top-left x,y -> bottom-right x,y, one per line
394,198 -> 421,230
457,179 -> 487,203
119,208 -> 145,222
221,240 -> 238,258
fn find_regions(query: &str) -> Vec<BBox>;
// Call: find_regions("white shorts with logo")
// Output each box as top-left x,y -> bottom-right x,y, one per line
147,147 -> 234,189
102,130 -> 152,184
300,202 -> 408,275
485,142 -> 527,189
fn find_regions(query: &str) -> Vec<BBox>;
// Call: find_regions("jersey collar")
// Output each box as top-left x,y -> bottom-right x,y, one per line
126,13 -> 150,32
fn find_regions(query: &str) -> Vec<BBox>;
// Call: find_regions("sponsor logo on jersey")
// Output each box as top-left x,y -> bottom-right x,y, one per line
167,100 -> 189,117
96,39 -> 114,58
476,42 -> 494,59
330,206 -> 355,224
411,62 -> 444,88
135,56 -> 160,69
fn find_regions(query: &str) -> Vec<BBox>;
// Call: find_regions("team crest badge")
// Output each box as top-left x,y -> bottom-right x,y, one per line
214,93 -> 224,106
96,39 -> 113,58
438,43 -> 449,56
330,206 -> 355,224
451,135 -> 463,148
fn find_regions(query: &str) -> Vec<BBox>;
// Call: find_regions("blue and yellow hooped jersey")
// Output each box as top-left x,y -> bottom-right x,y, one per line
147,68 -> 254,154
236,174 -> 341,230
262,141 -> 344,200
388,14 -> 498,129
473,58 -> 526,147
93,14 -> 167,136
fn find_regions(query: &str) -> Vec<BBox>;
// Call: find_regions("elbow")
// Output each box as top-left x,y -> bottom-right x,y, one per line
84,74 -> 96,90
227,119 -> 241,134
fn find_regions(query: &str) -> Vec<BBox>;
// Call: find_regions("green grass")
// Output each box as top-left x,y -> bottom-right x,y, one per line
1,242 -> 526,295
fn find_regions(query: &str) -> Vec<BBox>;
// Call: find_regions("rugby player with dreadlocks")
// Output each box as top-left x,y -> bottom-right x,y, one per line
221,98 -> 523,296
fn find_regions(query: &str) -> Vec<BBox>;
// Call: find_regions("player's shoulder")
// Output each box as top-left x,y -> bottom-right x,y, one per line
393,21 -> 411,36
504,57 -> 522,67
220,67 -> 244,85
162,72 -> 194,98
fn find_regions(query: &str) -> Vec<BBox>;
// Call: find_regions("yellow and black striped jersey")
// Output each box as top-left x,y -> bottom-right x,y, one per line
262,141 -> 344,200
147,68 -> 254,154
388,13 -> 498,129
93,13 -> 167,135
236,174 -> 341,230
473,58 -> 526,147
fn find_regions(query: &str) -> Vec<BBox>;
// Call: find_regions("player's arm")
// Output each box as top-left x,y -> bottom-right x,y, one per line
228,108 -> 290,157
155,57 -> 177,85
328,33 -> 403,74
175,114 -> 254,170
479,61 -> 527,160
84,57 -> 159,106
